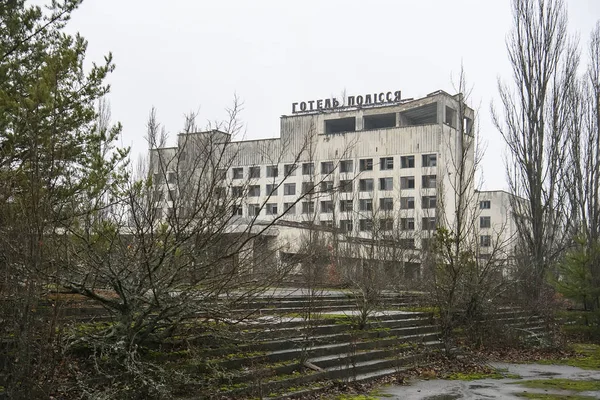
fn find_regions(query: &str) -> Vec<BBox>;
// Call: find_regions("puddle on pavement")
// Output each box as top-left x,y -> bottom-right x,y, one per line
468,384 -> 494,389
423,395 -> 461,400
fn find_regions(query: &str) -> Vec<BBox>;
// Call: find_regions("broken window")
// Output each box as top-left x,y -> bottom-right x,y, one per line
480,216 -> 491,228
340,199 -> 353,212
422,175 -> 437,189
422,195 -> 437,209
422,217 -> 436,230
399,102 -> 438,126
248,203 -> 260,216
480,235 -> 491,247
232,167 -> 243,179
302,162 -> 314,175
248,185 -> 260,197
401,155 -> 415,168
320,200 -> 334,213
339,180 -> 353,192
284,183 -> 296,196
359,219 -> 373,232
400,196 -> 415,209
380,157 -> 394,170
249,166 -> 260,178
359,199 -> 373,211
379,197 -> 393,211
422,154 -> 437,167
321,181 -> 334,193
363,113 -> 396,130
359,158 -> 373,171
266,184 -> 277,196
302,201 -> 314,214
266,203 -> 278,215
359,179 -> 374,192
321,161 -> 335,174
325,117 -> 356,134
266,165 -> 278,178
379,218 -> 394,231
340,219 -> 353,232
284,164 -> 297,176
401,176 -> 415,189
379,177 -> 393,191
445,106 -> 456,128
284,202 -> 296,215
301,181 -> 315,194
401,218 -> 415,231
340,160 -> 353,173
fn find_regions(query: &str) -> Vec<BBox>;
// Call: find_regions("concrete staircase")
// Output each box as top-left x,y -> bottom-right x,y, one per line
174,293 -> 441,399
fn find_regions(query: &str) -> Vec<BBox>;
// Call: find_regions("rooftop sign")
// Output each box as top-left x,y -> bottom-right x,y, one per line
291,90 -> 401,114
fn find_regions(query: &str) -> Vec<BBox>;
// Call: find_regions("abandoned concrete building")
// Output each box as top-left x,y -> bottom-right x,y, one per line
151,89 -> 516,283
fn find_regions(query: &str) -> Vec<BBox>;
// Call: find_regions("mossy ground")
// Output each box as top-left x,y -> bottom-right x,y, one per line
537,343 -> 600,370
514,378 -> 600,391
446,370 -> 521,380
517,394 -> 598,400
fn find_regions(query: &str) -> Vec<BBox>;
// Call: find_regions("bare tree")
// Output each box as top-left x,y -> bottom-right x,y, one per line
492,0 -> 578,299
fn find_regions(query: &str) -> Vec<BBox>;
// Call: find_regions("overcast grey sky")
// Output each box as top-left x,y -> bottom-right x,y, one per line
63,0 -> 600,190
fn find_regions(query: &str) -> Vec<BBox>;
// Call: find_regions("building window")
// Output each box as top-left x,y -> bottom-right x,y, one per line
401,176 -> 415,189
480,216 -> 491,228
302,162 -> 314,175
301,181 -> 315,194
340,219 -> 353,233
359,219 -> 373,231
232,167 -> 243,179
284,163 -> 296,176
359,158 -> 373,171
400,196 -> 415,209
422,195 -> 437,209
400,238 -> 415,249
422,217 -> 436,230
401,218 -> 415,231
211,188 -> 221,200
321,200 -> 334,213
401,155 -> 415,168
167,172 -> 177,184
379,218 -> 394,231
379,177 -> 393,191
248,185 -> 260,197
266,165 -> 278,178
340,180 -> 353,192
421,238 -> 433,250
480,235 -> 491,247
248,203 -> 260,216
340,199 -> 353,212
422,175 -> 437,189
266,184 -> 278,196
216,169 -> 227,181
321,161 -> 334,174
359,198 -> 373,211
284,202 -> 296,215
249,166 -> 261,178
359,178 -> 374,192
380,157 -> 394,170
321,181 -> 334,193
232,205 -> 243,216
266,203 -> 278,215
284,183 -> 296,196
153,173 -> 164,185
340,160 -> 353,173
380,197 -> 393,211
302,201 -> 314,214
480,200 -> 491,209
322,220 -> 334,228
422,154 -> 437,167
153,189 -> 164,202
232,186 -> 243,197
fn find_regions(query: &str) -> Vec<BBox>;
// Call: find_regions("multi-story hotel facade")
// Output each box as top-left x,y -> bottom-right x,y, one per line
151,89 -> 515,280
